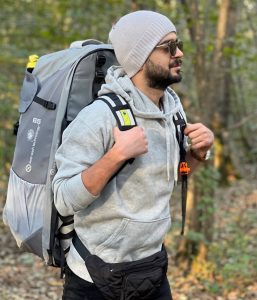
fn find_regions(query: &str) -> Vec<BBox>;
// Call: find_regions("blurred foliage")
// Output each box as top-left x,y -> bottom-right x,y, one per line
208,198 -> 257,294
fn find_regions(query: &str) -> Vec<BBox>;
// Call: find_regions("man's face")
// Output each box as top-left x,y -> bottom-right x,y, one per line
143,32 -> 183,90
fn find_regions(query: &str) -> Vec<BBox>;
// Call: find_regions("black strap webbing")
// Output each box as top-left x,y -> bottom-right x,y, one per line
173,112 -> 188,235
34,96 -> 56,110
58,214 -> 74,223
72,232 -> 91,261
57,230 -> 76,240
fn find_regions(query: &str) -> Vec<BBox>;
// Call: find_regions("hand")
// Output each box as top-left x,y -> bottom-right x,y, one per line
184,123 -> 214,158
112,126 -> 148,161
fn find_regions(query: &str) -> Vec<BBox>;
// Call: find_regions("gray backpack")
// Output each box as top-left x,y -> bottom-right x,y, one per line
3,40 -> 138,269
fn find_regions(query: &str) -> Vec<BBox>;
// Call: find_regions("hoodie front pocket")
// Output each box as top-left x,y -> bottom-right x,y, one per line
95,216 -> 171,262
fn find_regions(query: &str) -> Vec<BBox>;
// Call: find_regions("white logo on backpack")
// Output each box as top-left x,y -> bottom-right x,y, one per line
33,117 -> 41,125
25,118 -> 41,172
25,164 -> 32,173
27,129 -> 35,142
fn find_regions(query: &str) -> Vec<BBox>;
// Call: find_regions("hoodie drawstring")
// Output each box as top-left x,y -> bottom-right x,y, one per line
165,120 -> 171,181
164,118 -> 180,182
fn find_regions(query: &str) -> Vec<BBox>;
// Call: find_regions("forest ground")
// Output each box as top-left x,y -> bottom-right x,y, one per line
0,179 -> 256,300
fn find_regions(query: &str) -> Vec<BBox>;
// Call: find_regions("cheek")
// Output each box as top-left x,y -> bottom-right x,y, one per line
157,55 -> 169,66
150,51 -> 167,65
155,58 -> 170,70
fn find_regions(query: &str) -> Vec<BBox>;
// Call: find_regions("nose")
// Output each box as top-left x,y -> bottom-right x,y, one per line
174,47 -> 183,58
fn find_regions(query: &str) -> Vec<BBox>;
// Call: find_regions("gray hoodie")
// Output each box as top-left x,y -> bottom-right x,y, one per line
53,66 -> 187,281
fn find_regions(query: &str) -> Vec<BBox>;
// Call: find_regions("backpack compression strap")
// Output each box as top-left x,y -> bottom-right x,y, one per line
34,96 -> 56,110
173,112 -> 190,235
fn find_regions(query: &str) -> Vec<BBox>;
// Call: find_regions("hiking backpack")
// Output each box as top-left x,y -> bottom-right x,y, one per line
3,39 -> 189,270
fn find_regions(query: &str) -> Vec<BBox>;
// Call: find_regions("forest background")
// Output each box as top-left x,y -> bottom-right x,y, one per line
0,0 -> 256,299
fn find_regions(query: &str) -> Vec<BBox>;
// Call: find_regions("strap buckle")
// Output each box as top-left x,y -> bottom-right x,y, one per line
44,101 -> 56,110
180,161 -> 191,176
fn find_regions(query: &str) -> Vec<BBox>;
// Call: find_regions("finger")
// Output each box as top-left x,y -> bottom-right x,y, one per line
186,130 -> 201,140
191,141 -> 210,150
190,136 -> 205,146
187,129 -> 209,141
189,130 -> 212,142
191,135 -> 214,148
137,126 -> 147,138
184,123 -> 202,135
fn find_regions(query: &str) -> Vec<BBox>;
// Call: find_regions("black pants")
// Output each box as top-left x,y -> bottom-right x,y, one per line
63,266 -> 173,300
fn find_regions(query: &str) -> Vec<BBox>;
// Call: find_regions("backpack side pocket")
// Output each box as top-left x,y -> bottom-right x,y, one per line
3,168 -> 45,258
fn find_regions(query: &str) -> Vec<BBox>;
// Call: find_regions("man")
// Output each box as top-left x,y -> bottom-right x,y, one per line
53,10 -> 214,300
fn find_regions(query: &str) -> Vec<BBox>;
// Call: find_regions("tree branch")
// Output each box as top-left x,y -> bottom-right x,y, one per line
228,110 -> 257,130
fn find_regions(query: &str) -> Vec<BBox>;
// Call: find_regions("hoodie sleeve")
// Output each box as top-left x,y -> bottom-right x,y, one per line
52,101 -> 115,216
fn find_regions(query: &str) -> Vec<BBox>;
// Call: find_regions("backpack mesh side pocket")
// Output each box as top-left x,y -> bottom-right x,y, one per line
3,168 -> 45,258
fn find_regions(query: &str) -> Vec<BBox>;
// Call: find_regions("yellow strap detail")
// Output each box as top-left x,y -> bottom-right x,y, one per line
119,109 -> 132,126
26,54 -> 39,69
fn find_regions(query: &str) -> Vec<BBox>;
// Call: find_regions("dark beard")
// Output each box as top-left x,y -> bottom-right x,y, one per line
145,58 -> 182,90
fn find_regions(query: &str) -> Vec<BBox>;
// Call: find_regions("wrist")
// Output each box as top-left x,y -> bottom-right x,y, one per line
190,149 -> 211,162
108,144 -> 127,164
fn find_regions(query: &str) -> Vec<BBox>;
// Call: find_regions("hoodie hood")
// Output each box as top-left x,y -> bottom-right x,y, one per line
98,65 -> 187,182
98,66 -> 183,118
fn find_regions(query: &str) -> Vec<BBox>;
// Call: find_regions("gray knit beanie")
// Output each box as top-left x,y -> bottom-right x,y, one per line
109,10 -> 176,78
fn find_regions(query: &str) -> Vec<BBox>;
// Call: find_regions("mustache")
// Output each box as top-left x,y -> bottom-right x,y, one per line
169,59 -> 183,68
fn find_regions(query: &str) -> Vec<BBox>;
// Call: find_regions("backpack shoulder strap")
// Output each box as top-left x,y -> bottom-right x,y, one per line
97,93 -> 137,131
173,111 -> 187,160
172,111 -> 190,236
97,93 -> 137,179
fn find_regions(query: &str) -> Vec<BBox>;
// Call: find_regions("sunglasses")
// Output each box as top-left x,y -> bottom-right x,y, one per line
155,39 -> 183,56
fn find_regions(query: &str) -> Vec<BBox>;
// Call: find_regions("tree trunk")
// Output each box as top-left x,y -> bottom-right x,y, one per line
177,0 -> 238,275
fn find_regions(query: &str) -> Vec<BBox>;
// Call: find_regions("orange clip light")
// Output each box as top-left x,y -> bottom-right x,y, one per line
180,161 -> 191,176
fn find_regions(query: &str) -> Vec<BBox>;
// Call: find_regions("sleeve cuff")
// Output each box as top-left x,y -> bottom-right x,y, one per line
65,173 -> 99,211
